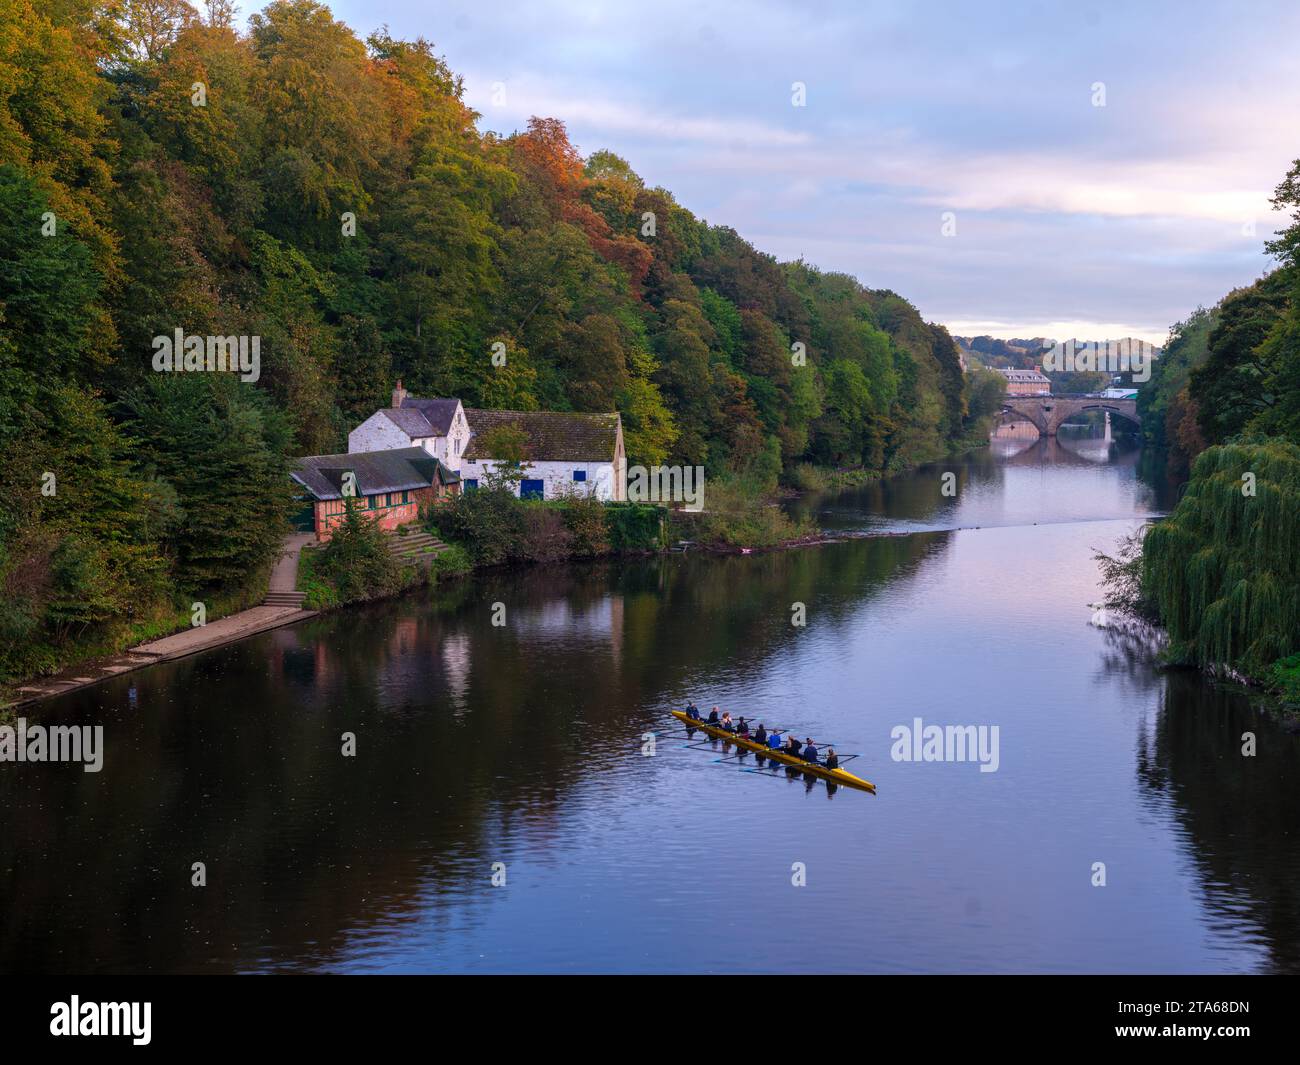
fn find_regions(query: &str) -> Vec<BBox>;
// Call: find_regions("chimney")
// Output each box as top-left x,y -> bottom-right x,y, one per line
392,379 -> 407,408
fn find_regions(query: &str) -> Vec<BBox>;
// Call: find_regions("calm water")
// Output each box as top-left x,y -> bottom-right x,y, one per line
5,431 -> 1299,974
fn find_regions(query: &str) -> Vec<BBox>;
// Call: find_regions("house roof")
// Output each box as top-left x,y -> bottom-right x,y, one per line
463,409 -> 621,462
291,447 -> 459,501
380,398 -> 461,439
996,368 -> 1050,383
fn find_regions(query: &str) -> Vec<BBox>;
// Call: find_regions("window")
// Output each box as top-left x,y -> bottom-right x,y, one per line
464,478 -> 478,491
572,470 -> 587,482
402,490 -> 409,504
367,495 -> 376,510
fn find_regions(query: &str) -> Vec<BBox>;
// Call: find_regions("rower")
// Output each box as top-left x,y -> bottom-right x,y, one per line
737,716 -> 750,737
707,707 -> 720,725
802,738 -> 819,763
767,730 -> 783,750
785,735 -> 802,758
685,700 -> 700,721
754,723 -> 767,744
824,747 -> 838,770
720,711 -> 734,732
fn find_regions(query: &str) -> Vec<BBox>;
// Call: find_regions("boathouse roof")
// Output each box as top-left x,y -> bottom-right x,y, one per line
291,447 -> 459,501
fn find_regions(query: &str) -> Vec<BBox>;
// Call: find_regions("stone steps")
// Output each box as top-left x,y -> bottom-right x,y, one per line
265,590 -> 307,608
386,529 -> 448,562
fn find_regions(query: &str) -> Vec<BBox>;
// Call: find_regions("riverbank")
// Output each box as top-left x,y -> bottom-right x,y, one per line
3,443 -> 1011,712
3,604 -> 317,715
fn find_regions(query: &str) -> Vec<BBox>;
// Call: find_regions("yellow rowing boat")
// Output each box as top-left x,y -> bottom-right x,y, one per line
671,711 -> 876,793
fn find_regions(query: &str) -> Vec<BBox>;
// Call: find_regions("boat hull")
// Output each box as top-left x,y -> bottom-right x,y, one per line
670,711 -> 876,793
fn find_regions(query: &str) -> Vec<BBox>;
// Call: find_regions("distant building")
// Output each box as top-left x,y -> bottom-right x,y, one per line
290,446 -> 460,541
347,382 -> 627,501
995,367 -> 1051,396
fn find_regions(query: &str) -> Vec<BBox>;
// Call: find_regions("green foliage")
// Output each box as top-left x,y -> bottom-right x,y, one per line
562,494 -> 611,556
1267,653 -> 1300,706
606,502 -> 666,552
430,542 -> 471,580
0,1 -> 989,684
436,483 -> 526,565
1094,528 -> 1159,622
1189,271 -> 1290,446
1141,440 -> 1300,676
787,463 -> 831,492
123,373 -> 294,597
310,500 -> 403,604
678,481 -> 809,549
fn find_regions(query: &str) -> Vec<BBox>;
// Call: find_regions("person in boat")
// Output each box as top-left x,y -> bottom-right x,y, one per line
753,723 -> 767,745
767,730 -> 783,750
824,747 -> 839,770
802,738 -> 819,764
707,707 -> 720,725
721,712 -> 736,733
785,735 -> 802,758
685,701 -> 700,721
737,717 -> 750,737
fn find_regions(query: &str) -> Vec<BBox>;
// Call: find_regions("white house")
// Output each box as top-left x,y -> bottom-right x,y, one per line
348,382 -> 471,466
348,382 -> 627,501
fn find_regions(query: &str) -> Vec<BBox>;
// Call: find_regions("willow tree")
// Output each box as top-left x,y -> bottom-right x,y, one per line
1142,439 -> 1300,676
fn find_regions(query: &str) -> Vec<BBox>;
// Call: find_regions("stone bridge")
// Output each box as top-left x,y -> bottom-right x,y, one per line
999,395 -> 1140,436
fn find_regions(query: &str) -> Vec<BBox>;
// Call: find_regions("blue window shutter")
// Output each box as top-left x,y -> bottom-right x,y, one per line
573,469 -> 587,482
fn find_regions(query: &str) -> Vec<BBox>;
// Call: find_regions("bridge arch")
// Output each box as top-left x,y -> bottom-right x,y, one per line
998,396 -> 1140,437
1065,403 -> 1142,430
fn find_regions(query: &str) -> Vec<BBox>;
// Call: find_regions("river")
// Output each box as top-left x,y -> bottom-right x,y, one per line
4,429 -> 1298,974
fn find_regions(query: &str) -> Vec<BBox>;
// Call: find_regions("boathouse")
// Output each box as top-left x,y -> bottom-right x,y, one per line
290,447 -> 460,541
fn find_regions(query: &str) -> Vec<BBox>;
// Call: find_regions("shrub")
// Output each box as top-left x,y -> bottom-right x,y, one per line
607,502 -> 666,551
562,495 -> 611,556
688,481 -> 808,548
431,543 -> 471,580
518,504 -> 573,562
436,485 -> 525,565
1268,654 -> 1300,706
312,502 -> 402,604
787,463 -> 830,492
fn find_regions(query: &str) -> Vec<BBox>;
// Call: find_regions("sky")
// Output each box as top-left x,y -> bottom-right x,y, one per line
308,0 -> 1300,344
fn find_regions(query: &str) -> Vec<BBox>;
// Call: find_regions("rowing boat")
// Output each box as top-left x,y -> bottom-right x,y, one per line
670,711 -> 876,793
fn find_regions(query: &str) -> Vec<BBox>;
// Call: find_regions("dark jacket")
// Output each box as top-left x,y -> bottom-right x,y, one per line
803,744 -> 819,763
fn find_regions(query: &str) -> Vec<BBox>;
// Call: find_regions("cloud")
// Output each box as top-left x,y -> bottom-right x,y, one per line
465,80 -> 812,149
327,0 -> 1300,338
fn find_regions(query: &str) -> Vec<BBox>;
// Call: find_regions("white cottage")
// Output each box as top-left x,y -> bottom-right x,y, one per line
348,383 -> 471,465
348,382 -> 626,501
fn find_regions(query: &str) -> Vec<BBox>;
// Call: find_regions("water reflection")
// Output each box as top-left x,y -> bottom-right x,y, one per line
1,441 -> 1294,974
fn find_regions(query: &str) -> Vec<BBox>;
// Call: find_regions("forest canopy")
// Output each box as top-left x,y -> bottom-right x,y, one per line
0,0 -> 982,685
